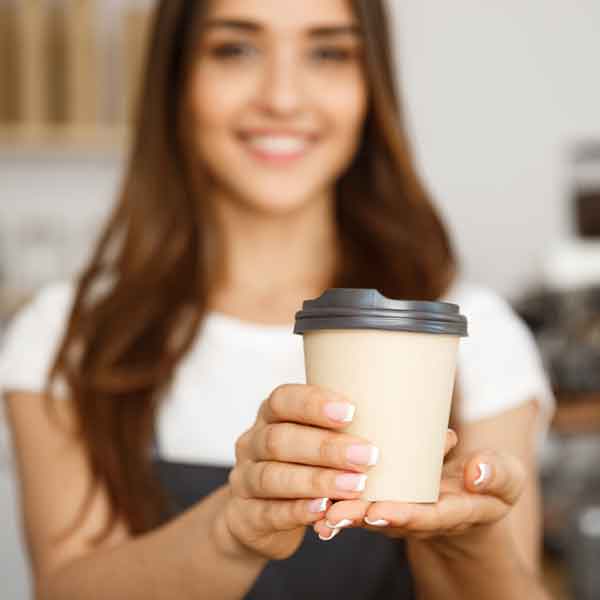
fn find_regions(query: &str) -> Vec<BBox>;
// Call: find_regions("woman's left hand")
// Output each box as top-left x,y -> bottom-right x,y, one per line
313,433 -> 527,543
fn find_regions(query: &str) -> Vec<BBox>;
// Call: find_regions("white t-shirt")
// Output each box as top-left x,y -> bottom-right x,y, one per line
0,279 -> 556,466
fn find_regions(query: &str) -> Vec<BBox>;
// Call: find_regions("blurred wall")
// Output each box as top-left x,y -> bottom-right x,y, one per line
0,154 -> 120,292
390,0 -> 600,298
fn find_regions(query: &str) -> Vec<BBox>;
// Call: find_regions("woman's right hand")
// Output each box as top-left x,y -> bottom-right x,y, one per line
213,384 -> 379,562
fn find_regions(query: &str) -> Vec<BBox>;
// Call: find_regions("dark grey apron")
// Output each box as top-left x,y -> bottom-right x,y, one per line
153,455 -> 416,599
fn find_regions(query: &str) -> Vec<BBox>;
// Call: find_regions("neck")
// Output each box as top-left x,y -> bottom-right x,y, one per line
210,187 -> 340,309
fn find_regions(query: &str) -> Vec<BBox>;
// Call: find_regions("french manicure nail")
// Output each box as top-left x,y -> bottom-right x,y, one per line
318,527 -> 341,541
325,518 -> 353,529
308,498 -> 329,513
364,516 -> 390,527
346,444 -> 379,466
335,473 -> 367,492
324,402 -> 356,423
474,463 -> 490,486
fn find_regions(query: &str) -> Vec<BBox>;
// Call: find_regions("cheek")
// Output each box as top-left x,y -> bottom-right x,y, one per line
325,83 -> 368,153
188,70 -> 244,135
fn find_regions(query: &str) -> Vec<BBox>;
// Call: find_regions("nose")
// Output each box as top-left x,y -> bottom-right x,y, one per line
256,50 -> 304,118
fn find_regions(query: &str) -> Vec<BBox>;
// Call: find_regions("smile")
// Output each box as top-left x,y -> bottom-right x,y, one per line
238,133 -> 317,165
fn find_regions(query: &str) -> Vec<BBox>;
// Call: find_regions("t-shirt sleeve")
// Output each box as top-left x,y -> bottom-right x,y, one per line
449,283 -> 556,429
0,281 -> 75,400
0,281 -> 75,463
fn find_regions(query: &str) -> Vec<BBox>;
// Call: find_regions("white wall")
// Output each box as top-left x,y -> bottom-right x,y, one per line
390,0 -> 600,297
0,153 -> 121,292
0,465 -> 31,600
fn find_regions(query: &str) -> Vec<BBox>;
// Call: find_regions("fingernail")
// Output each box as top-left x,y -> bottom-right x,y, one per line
308,497 -> 329,513
324,402 -> 356,423
318,527 -> 341,541
335,473 -> 367,492
474,463 -> 491,486
364,516 -> 390,527
346,444 -> 379,466
325,518 -> 353,529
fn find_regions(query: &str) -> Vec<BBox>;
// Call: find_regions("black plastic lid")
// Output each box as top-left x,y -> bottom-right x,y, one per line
293,288 -> 468,337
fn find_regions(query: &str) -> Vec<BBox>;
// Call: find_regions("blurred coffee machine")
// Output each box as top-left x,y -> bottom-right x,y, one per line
543,140 -> 600,293
519,140 -> 600,394
517,140 -> 600,600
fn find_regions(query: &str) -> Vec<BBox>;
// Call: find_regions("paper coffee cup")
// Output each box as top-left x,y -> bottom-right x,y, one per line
294,288 -> 468,503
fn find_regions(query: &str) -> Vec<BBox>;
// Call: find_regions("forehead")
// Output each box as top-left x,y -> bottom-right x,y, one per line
207,0 -> 357,30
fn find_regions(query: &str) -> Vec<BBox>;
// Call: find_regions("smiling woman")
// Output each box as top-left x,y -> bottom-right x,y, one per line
186,5 -> 367,211
0,1 -> 554,599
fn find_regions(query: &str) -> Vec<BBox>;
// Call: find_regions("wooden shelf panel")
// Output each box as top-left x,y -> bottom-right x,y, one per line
0,124 -> 130,158
0,2 -> 155,154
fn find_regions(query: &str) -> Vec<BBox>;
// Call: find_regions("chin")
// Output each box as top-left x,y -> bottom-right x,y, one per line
229,184 -> 325,215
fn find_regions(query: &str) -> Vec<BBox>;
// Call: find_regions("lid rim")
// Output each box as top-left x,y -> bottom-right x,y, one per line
295,308 -> 466,325
294,316 -> 468,337
294,288 -> 468,337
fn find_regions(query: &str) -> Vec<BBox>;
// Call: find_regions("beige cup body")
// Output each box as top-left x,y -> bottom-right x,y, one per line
303,329 -> 460,503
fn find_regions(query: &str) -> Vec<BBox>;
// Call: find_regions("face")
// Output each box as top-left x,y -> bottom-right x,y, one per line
185,0 -> 368,215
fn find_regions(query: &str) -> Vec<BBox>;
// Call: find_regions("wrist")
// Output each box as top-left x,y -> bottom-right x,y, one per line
408,520 -> 529,581
407,523 -> 544,600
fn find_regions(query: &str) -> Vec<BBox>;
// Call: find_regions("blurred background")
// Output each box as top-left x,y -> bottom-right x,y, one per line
1,1 -> 599,598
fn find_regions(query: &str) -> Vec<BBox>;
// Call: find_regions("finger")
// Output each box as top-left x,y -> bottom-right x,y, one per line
366,490 -> 509,534
312,518 -> 342,541
259,384 -> 356,429
230,460 -> 369,500
313,499 -> 386,540
322,499 -> 370,529
248,422 -> 379,473
444,429 -> 458,456
364,493 -> 476,533
464,451 -> 526,506
231,496 -> 333,535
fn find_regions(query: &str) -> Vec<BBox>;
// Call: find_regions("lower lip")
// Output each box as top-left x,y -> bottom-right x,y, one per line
240,139 -> 314,166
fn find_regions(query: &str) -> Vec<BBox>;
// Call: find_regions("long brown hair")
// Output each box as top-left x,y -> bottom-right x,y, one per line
46,0 -> 458,544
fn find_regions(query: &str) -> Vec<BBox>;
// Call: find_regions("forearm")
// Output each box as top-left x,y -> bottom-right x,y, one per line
39,485 -> 267,600
407,523 -> 551,600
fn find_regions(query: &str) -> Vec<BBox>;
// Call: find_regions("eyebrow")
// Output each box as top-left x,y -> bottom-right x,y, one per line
310,24 -> 362,38
202,18 -> 362,38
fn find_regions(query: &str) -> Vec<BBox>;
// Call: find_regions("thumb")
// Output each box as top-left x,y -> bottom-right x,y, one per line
463,451 -> 526,506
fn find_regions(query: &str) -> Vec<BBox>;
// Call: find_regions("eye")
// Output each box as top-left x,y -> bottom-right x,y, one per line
210,41 -> 258,61
310,45 -> 355,63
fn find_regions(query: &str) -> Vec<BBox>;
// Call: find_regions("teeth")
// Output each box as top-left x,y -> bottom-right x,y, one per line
246,136 -> 308,155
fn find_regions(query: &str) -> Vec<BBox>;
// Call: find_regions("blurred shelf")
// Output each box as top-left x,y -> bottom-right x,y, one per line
552,392 -> 600,434
0,124 -> 131,159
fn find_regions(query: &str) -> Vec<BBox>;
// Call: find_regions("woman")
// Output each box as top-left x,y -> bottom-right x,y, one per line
1,1 -> 554,598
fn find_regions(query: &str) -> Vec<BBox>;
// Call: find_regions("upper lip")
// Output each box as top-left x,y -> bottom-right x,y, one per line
238,129 -> 319,140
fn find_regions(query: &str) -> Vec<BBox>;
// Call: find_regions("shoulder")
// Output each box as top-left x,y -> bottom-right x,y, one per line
20,279 -> 76,320
2,279 -> 77,346
0,280 -> 78,396
443,279 -> 515,321
441,279 -> 556,425
443,279 -> 536,350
